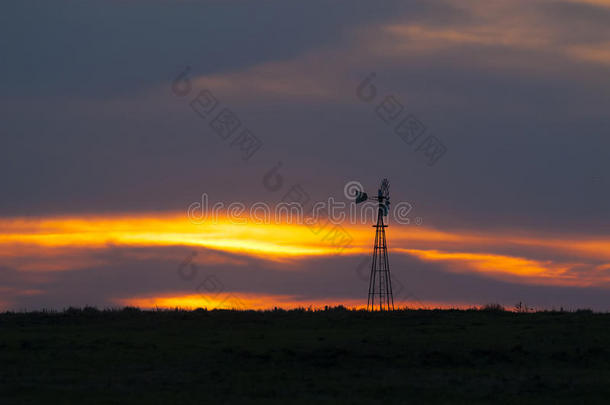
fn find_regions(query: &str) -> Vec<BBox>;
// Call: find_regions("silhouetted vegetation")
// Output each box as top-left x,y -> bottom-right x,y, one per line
481,303 -> 506,312
1,307 -> 609,404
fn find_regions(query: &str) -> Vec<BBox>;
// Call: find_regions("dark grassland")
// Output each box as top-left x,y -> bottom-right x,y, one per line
1,307 -> 609,404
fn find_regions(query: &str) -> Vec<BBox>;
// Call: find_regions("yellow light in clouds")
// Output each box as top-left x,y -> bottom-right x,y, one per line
399,249 -> 588,286
0,214 -> 370,260
1,213 -> 609,288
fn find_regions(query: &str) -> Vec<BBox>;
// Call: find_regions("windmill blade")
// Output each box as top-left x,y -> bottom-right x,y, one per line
380,178 -> 390,200
383,200 -> 390,216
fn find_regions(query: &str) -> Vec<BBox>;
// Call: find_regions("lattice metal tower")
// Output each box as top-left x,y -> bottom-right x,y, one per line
354,179 -> 394,311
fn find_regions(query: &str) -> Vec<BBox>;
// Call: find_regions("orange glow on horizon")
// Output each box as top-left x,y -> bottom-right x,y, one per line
116,292 -> 472,311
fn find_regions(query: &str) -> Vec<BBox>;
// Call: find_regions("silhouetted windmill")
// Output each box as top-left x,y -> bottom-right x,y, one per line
354,179 -> 394,311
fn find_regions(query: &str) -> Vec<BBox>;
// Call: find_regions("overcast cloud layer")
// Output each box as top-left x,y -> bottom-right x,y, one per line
1,0 -> 609,310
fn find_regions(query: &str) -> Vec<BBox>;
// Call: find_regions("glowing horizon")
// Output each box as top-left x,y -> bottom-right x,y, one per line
115,291 -> 477,311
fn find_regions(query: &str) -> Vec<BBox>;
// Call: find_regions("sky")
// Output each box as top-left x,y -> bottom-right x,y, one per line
1,0 -> 609,311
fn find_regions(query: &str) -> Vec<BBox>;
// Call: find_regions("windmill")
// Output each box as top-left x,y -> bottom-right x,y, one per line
354,179 -> 394,311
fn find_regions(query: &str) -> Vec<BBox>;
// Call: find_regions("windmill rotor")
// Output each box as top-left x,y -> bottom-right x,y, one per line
380,178 -> 390,201
378,178 -> 390,216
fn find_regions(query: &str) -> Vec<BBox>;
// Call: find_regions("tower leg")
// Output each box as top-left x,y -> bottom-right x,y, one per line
367,208 -> 393,311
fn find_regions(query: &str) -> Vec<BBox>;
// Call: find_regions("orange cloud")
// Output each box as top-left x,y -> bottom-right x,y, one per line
361,0 -> 610,73
565,0 -> 610,7
188,47 -> 352,103
1,213 -> 609,290
398,248 -> 589,286
0,213 -> 368,263
0,287 -> 43,311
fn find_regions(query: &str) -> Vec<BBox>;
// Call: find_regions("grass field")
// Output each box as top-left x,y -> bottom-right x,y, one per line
1,307 -> 609,404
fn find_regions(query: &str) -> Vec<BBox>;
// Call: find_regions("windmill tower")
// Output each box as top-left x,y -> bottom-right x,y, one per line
354,179 -> 394,311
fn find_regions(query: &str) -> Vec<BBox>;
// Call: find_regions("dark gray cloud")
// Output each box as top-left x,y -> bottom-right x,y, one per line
4,246 -> 610,311
1,0 -> 609,310
0,0 -> 431,98
1,0 -> 609,231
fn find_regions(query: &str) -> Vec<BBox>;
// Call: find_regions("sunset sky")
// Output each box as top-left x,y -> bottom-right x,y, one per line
1,0 -> 609,311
